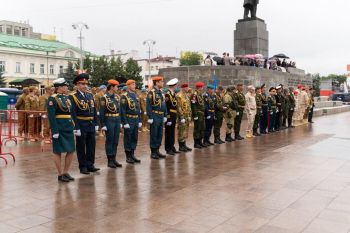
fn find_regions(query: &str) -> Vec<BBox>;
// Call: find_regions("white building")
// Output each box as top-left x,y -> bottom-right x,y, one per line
0,21 -> 90,89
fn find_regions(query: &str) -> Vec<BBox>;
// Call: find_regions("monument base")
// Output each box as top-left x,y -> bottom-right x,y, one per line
234,19 -> 269,57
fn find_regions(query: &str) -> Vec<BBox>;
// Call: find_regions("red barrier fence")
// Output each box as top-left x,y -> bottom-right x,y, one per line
0,110 -> 52,165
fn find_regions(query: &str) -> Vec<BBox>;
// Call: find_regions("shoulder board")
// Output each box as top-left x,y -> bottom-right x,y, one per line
51,94 -> 57,98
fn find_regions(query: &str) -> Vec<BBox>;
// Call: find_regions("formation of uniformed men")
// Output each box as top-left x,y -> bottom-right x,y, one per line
19,70 -> 314,182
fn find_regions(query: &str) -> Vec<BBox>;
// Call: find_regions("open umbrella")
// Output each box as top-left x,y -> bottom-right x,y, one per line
273,53 -> 290,59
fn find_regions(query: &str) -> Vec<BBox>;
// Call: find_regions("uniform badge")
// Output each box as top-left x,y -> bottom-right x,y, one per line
49,101 -> 53,106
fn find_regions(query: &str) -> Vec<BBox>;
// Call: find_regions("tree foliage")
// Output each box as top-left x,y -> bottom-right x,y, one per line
180,52 -> 203,66
58,61 -> 76,90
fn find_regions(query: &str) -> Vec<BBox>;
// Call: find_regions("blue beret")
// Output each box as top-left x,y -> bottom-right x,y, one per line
207,84 -> 215,89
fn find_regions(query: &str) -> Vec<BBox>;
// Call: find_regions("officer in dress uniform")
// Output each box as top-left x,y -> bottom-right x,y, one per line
260,84 -> 269,134
233,84 -> 246,140
214,86 -> 226,144
191,82 -> 206,149
223,86 -> 237,142
47,78 -> 75,183
15,87 -> 29,139
100,79 -> 122,169
253,86 -> 263,136
94,85 -> 106,136
203,84 -> 216,146
287,87 -> 296,128
268,87 -> 277,132
25,86 -> 40,141
39,86 -> 54,143
120,80 -> 142,164
139,88 -> 149,132
176,83 -> 192,152
69,71 -> 100,175
146,76 -> 168,160
164,78 -> 180,155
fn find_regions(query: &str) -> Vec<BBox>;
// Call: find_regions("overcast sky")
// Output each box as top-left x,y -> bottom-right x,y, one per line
2,0 -> 349,75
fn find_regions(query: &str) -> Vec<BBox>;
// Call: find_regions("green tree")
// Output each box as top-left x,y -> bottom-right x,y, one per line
110,57 -> 126,83
58,61 -> 76,90
328,74 -> 347,88
0,71 -> 6,88
180,52 -> 203,66
311,73 -> 321,96
90,56 -> 110,87
124,58 -> 143,89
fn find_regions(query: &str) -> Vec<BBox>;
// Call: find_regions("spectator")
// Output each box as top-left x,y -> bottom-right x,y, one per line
282,59 -> 287,68
224,53 -> 231,66
204,55 -> 213,66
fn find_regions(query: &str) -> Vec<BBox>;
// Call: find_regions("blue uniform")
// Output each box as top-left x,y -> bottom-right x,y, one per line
47,94 -> 75,154
204,92 -> 216,142
69,91 -> 97,171
120,91 -> 141,152
100,93 -> 121,161
146,88 -> 167,149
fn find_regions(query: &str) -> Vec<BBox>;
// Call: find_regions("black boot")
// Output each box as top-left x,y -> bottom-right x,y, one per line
214,138 -> 222,144
219,138 -> 226,143
150,148 -> 159,160
179,142 -> 188,152
113,156 -> 123,167
225,134 -> 233,142
200,139 -> 208,148
253,129 -> 259,137
184,141 -> 192,151
131,150 -> 141,163
207,139 -> 214,146
194,139 -> 202,149
157,148 -> 166,159
172,147 -> 180,154
166,149 -> 175,155
108,158 -> 117,168
125,151 -> 134,164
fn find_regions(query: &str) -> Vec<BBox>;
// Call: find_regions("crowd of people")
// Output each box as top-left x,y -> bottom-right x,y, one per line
204,53 -> 297,72
14,72 -> 316,182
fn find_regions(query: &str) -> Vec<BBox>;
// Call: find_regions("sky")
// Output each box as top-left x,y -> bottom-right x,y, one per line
1,0 -> 349,76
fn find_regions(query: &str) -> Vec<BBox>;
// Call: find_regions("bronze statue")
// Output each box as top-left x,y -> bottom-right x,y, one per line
243,0 -> 259,19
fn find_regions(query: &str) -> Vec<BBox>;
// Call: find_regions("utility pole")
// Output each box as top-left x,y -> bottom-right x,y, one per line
72,22 -> 89,69
143,39 -> 156,82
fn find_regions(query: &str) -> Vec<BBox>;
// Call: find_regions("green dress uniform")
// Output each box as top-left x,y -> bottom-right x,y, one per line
120,90 -> 142,163
47,94 -> 75,154
233,91 -> 246,140
214,93 -> 226,144
288,93 -> 296,127
146,88 -> 167,159
268,95 -> 277,132
191,90 -> 206,148
253,93 -> 263,135
100,93 -> 121,167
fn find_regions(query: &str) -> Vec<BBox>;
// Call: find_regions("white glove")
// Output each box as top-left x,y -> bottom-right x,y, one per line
148,119 -> 154,124
144,112 -> 147,115
95,126 -> 99,131
206,116 -> 211,120
42,114 -> 47,119
29,114 -> 34,118
181,119 -> 186,124
52,133 -> 59,139
74,130 -> 81,137
101,126 -> 107,131
236,112 -> 240,116
97,112 -> 100,116
120,124 -> 123,129
166,122 -> 172,126
138,122 -> 142,128
163,117 -> 167,123
223,107 -> 228,110
124,124 -> 130,129
193,117 -> 199,121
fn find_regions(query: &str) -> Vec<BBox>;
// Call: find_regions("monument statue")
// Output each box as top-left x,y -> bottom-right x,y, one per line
243,0 -> 259,19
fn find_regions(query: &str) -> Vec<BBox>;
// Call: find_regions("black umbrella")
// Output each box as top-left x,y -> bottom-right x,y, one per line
273,53 -> 290,59
212,56 -> 222,62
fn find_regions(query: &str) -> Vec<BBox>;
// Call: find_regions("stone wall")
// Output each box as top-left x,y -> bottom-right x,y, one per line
159,66 -> 312,89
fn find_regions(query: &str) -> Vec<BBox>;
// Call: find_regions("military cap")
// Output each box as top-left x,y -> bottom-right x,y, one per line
195,82 -> 205,89
99,85 -> 107,90
126,80 -> 135,85
166,78 -> 178,86
152,76 -> 163,82
269,87 -> 276,92
118,83 -> 126,89
181,83 -> 189,88
73,70 -> 89,85
207,84 -> 215,89
108,79 -> 119,86
53,78 -> 68,87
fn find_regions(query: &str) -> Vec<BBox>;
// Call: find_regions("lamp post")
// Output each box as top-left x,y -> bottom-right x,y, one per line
72,22 -> 89,69
143,39 -> 156,82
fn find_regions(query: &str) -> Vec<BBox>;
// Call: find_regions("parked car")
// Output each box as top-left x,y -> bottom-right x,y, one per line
331,93 -> 350,102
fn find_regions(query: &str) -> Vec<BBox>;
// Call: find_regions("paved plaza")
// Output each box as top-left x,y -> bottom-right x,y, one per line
1,113 -> 350,233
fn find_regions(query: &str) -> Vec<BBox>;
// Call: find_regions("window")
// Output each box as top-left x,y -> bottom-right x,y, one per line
30,63 -> 35,74
0,61 -> 5,72
14,27 -> 20,36
0,25 -> 3,33
6,26 -> 12,35
59,65 -> 64,74
40,64 -> 44,74
15,62 -> 21,73
65,51 -> 75,58
50,65 -> 54,75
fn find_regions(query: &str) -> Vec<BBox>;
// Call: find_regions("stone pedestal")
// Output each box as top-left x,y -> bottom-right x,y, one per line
234,19 -> 269,57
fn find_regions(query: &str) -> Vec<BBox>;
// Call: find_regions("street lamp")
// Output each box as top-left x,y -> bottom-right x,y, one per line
143,39 -> 156,82
72,22 -> 89,69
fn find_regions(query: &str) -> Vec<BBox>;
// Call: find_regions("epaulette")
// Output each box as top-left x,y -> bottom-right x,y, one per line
70,91 -> 77,95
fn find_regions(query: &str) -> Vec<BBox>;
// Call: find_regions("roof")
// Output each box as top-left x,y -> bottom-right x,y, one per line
0,33 -> 93,55
138,56 -> 179,63
9,78 -> 40,85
